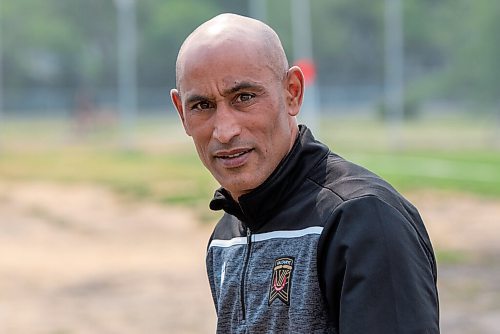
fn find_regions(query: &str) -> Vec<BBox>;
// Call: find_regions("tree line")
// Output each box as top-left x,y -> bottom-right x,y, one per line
1,0 -> 499,111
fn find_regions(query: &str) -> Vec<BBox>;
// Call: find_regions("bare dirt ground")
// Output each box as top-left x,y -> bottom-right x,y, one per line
0,182 -> 499,333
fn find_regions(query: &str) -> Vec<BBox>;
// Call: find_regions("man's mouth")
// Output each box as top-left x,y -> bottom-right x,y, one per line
215,148 -> 253,168
219,150 -> 250,159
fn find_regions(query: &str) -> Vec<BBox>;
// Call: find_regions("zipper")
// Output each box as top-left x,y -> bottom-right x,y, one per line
240,227 -> 252,321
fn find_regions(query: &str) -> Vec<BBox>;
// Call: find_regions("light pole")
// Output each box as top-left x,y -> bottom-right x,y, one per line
384,0 -> 404,149
291,0 -> 319,136
114,0 -> 137,149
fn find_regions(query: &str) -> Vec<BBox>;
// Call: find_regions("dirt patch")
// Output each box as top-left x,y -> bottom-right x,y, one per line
0,182 -> 499,333
0,181 -> 216,334
406,190 -> 500,334
407,190 -> 500,254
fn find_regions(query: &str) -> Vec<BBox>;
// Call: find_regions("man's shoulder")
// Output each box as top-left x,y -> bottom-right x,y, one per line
305,150 -> 428,235
308,151 -> 401,204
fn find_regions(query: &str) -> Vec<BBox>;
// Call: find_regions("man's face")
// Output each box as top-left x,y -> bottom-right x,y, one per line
172,41 -> 300,200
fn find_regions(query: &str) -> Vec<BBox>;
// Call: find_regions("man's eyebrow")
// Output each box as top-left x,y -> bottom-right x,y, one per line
185,94 -> 208,105
223,82 -> 264,95
184,82 -> 264,105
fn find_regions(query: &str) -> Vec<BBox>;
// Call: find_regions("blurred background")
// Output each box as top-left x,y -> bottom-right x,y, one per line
0,0 -> 499,333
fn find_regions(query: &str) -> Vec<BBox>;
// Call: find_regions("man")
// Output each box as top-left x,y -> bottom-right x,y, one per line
171,13 -> 439,334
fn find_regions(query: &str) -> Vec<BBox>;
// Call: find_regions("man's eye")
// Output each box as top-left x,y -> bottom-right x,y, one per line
236,93 -> 255,103
192,101 -> 212,110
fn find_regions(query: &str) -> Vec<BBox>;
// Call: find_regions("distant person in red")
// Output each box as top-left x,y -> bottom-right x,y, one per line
73,87 -> 95,136
171,13 -> 439,333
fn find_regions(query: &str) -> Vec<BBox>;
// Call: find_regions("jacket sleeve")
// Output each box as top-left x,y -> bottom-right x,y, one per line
205,229 -> 220,313
317,195 -> 439,333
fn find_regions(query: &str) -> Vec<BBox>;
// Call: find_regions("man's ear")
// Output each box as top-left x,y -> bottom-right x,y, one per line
285,66 -> 304,117
170,89 -> 191,136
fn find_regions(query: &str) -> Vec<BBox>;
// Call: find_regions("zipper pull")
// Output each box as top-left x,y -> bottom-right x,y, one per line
246,227 -> 251,243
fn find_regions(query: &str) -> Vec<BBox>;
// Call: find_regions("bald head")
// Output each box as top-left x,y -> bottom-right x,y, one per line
175,13 -> 289,91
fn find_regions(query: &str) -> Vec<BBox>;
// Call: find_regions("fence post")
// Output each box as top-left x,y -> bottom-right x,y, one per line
384,0 -> 405,150
114,0 -> 138,149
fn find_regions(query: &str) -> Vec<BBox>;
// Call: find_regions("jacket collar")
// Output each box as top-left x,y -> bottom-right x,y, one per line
209,125 -> 330,232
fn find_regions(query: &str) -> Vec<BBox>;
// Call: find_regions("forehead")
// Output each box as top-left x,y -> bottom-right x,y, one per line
178,38 -> 275,93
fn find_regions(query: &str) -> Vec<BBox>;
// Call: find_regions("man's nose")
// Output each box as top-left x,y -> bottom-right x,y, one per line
212,103 -> 242,144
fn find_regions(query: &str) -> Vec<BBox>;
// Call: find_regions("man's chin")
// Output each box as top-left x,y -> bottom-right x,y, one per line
219,178 -> 260,198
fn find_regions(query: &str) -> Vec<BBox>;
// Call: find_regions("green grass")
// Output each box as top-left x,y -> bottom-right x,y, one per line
0,114 -> 499,209
318,116 -> 500,197
0,147 -> 218,206
435,249 -> 471,265
343,151 -> 500,196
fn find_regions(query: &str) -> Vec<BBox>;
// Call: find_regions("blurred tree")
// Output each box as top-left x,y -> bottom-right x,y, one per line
54,1 -> 117,89
309,0 -> 384,85
404,0 -> 450,82
267,0 -> 293,60
438,0 -> 500,105
439,0 -> 500,143
138,0 -> 221,89
1,0 -> 73,88
0,0 -> 499,113
386,0 -> 455,118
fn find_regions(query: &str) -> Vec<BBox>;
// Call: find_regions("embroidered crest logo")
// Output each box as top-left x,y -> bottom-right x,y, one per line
269,257 -> 294,305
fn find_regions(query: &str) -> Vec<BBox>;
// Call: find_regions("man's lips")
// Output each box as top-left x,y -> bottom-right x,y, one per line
214,148 -> 253,168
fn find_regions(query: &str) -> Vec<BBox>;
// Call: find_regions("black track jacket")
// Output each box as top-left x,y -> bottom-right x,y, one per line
207,125 -> 439,333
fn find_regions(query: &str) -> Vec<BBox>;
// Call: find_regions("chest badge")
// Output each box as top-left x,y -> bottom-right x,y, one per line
268,257 -> 294,306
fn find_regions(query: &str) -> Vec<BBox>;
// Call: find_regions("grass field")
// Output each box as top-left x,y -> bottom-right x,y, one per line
1,114 -> 499,204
